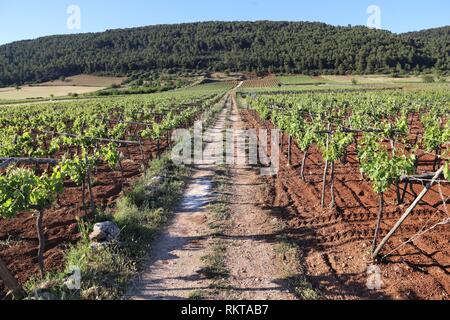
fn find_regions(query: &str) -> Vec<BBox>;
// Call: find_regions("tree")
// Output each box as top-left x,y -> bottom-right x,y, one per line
0,22 -> 447,87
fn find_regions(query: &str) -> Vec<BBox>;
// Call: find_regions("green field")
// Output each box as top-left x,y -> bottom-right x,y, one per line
277,75 -> 325,85
237,74 -> 449,94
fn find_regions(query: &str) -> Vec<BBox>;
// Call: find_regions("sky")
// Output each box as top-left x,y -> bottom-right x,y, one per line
0,0 -> 449,45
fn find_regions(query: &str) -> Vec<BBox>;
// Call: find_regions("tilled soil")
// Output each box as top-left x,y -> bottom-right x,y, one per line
241,109 -> 450,300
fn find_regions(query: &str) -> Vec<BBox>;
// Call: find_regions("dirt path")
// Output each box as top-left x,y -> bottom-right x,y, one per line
217,97 -> 297,300
126,101 -> 230,300
127,89 -> 296,300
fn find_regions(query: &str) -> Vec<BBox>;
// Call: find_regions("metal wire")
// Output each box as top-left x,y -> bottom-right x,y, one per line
382,183 -> 449,260
408,178 -> 450,184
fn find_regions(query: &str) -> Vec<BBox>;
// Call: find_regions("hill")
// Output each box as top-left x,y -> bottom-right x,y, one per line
0,21 -> 448,86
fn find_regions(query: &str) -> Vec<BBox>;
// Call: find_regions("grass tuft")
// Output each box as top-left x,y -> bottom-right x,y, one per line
275,234 -> 322,301
199,243 -> 228,279
188,290 -> 204,300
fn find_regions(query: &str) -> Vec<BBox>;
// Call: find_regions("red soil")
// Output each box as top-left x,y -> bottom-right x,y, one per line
242,109 -> 450,300
0,138 -> 169,298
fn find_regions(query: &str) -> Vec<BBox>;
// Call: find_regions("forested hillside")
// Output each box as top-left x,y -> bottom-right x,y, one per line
0,21 -> 448,86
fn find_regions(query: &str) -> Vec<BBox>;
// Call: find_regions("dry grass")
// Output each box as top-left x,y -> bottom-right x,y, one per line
0,75 -> 127,100
38,74 -> 126,87
209,72 -> 243,81
0,85 -> 105,100
320,75 -> 424,84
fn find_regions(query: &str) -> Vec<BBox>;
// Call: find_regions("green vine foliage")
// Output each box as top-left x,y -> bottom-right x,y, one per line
247,89 -> 449,197
0,85 -> 232,221
60,152 -> 96,186
319,130 -> 354,162
0,168 -> 63,218
358,134 -> 415,194
422,114 -> 444,152
98,143 -> 121,169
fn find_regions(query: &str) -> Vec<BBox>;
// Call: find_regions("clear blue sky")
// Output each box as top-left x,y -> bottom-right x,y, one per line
0,0 -> 449,45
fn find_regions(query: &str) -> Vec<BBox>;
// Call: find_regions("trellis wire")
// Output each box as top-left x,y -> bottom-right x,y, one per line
381,183 -> 449,260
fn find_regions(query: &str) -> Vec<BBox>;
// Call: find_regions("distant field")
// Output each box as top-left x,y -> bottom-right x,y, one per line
238,74 -> 449,92
38,74 -> 126,87
1,74 -> 447,101
277,75 -> 324,85
0,85 -> 105,100
238,84 -> 403,94
209,72 -> 244,81
241,76 -> 280,88
320,75 -> 425,84
0,81 -> 236,107
401,82 -> 450,91
239,74 -> 398,92
0,74 -> 127,100
278,74 -> 450,85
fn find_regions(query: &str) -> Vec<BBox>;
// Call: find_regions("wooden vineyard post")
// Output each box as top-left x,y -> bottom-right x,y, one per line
35,209 -> 46,277
139,140 -> 145,165
372,193 -> 384,252
372,166 -> 445,259
321,162 -> 329,208
85,154 -> 96,214
321,123 -> 331,208
0,157 -> 59,170
301,149 -> 308,181
82,180 -> 87,215
0,257 -> 26,299
280,132 -> 284,151
157,139 -> 161,159
330,161 -> 336,208
287,135 -> 292,166
256,128 -> 261,168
